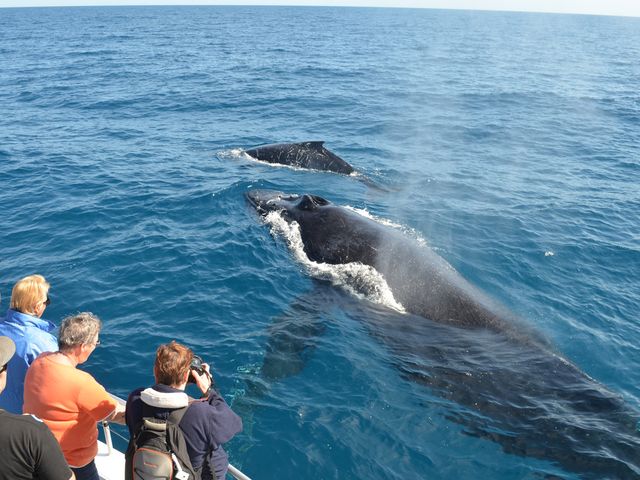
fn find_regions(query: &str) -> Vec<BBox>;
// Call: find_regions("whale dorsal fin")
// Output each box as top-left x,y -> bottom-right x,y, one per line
298,194 -> 329,211
299,141 -> 325,151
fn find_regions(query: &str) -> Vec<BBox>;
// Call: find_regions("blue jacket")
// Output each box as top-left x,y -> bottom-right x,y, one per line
126,384 -> 242,480
0,309 -> 58,413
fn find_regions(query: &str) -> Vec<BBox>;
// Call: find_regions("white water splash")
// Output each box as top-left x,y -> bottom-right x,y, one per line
216,148 -> 248,159
264,211 -> 406,313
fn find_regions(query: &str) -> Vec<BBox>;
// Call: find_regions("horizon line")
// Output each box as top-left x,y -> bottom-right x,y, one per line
0,2 -> 639,19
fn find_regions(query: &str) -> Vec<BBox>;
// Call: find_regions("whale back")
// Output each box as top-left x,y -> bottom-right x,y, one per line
244,142 -> 354,174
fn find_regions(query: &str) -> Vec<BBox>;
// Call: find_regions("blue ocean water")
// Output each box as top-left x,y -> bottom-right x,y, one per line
1,5 -> 639,479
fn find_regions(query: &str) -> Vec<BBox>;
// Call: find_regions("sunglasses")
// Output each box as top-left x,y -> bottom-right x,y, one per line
44,296 -> 51,306
0,363 -> 7,374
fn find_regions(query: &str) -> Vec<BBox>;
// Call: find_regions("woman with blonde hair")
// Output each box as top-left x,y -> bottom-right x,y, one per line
0,274 -> 57,413
24,312 -> 125,480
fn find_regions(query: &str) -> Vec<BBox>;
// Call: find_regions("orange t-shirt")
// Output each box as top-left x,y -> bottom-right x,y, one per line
23,353 -> 117,467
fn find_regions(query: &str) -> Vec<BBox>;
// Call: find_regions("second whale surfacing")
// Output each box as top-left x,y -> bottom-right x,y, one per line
246,189 -> 640,479
243,141 -> 354,174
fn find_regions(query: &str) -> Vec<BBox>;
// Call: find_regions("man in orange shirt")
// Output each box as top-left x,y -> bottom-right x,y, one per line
23,312 -> 125,480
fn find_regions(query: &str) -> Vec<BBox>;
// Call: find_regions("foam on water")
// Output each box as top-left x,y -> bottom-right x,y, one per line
263,210 -> 406,313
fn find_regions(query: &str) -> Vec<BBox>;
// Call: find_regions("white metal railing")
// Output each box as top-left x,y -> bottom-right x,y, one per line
227,465 -> 252,480
102,420 -> 114,455
104,394 -> 252,480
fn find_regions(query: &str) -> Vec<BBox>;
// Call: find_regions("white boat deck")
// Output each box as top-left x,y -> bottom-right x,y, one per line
95,440 -> 125,480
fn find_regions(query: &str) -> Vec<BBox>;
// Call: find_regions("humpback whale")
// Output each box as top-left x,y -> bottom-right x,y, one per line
247,189 -> 528,339
246,189 -> 640,479
243,142 -> 354,175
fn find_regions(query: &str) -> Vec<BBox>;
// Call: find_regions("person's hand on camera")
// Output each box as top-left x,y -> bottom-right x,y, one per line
191,363 -> 213,397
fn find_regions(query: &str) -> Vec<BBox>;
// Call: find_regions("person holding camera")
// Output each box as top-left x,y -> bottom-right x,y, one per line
125,341 -> 242,480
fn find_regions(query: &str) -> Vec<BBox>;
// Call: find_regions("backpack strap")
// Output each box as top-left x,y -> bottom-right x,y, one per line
167,405 -> 189,426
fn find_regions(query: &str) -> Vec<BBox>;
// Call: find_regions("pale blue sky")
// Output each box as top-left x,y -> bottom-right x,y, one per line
0,0 -> 639,18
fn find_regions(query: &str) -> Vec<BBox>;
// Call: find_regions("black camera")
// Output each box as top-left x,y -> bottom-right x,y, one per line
188,354 -> 206,383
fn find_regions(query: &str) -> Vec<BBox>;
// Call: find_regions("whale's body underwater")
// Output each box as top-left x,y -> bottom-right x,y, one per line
244,141 -> 354,175
246,189 -> 640,479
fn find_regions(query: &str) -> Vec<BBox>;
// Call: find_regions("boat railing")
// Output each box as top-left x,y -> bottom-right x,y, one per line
104,394 -> 252,480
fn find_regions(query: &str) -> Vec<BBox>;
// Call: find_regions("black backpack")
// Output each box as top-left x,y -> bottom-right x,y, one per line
125,407 -> 198,480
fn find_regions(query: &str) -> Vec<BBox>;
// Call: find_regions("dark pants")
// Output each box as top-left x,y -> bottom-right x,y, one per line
71,460 -> 100,480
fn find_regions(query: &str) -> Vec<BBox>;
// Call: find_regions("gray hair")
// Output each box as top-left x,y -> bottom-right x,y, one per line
58,312 -> 102,351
